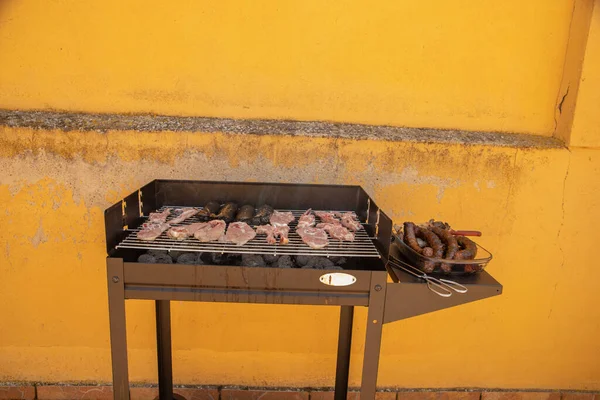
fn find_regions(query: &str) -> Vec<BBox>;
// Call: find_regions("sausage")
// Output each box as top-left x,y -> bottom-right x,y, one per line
252,204 -> 274,225
455,236 -> 477,260
403,222 -> 435,257
455,236 -> 479,273
197,201 -> 221,221
430,226 -> 459,274
415,227 -> 444,273
213,202 -> 238,223
235,205 -> 255,223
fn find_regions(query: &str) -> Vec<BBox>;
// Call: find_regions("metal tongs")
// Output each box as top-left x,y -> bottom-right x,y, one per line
388,256 -> 468,298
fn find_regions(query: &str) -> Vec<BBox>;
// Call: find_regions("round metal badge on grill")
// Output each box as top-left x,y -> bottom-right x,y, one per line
319,272 -> 357,287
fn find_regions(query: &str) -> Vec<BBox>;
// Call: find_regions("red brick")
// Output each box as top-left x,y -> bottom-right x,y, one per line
481,392 -> 560,400
561,394 -> 595,400
129,387 -> 158,400
221,389 -> 308,400
37,386 -> 113,400
174,388 -> 219,400
0,386 -> 35,400
309,391 -> 359,400
397,392 -> 480,400
310,391 -> 394,400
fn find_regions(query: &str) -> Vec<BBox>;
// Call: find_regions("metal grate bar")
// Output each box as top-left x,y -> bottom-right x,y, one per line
115,207 -> 381,258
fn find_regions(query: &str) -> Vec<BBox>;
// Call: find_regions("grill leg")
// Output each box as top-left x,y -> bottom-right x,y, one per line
360,275 -> 387,400
156,300 -> 181,400
107,259 -> 130,400
334,306 -> 354,400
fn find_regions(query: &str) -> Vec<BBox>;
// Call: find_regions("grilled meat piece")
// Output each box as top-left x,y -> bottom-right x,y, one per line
225,222 -> 256,245
456,236 -> 477,260
213,202 -> 238,223
270,211 -> 295,227
252,204 -> 274,225
235,205 -> 255,223
149,208 -> 172,223
137,222 -> 170,241
256,225 -> 290,244
317,222 -> 355,241
340,212 -> 362,231
415,226 -> 444,273
169,208 -> 199,225
315,211 -> 339,224
197,201 -> 221,221
167,222 -> 205,240
429,226 -> 459,274
298,209 -> 315,228
193,220 -> 226,242
297,226 -> 328,249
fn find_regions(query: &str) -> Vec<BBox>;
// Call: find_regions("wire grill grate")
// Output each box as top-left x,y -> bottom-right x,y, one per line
115,207 -> 382,258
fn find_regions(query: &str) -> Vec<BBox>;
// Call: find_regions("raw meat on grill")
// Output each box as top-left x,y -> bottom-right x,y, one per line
317,223 -> 355,241
167,222 -> 205,240
315,211 -> 340,224
235,205 -> 255,223
298,209 -> 316,228
193,220 -> 226,242
256,225 -> 290,245
225,222 -> 257,245
169,208 -> 199,225
137,222 -> 171,241
197,201 -> 220,221
252,204 -> 274,225
340,212 -> 362,231
148,208 -> 172,223
270,210 -> 295,227
213,202 -> 238,223
296,226 -> 329,249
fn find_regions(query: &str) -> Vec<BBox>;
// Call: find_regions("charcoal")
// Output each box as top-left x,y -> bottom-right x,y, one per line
277,255 -> 294,269
168,251 -> 185,261
148,249 -> 168,257
263,254 -> 280,264
176,253 -> 204,265
329,256 -> 347,265
137,254 -> 156,263
299,256 -> 335,269
295,255 -> 310,266
154,254 -> 173,264
241,254 -> 266,267
209,252 -> 227,265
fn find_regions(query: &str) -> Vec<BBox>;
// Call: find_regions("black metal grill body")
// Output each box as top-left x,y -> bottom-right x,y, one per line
105,180 -> 502,400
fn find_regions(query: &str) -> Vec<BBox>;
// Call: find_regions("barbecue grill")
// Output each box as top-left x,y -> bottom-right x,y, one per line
105,180 -> 502,400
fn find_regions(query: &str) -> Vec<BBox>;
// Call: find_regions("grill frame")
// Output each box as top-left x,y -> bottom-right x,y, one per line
104,179 -> 502,400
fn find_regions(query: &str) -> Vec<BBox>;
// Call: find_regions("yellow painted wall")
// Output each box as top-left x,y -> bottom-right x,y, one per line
2,0 -> 600,392
571,1 -> 600,147
0,0 -> 574,135
1,127 -> 600,390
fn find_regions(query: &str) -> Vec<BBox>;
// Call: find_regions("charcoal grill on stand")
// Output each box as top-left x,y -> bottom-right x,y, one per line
105,180 -> 502,400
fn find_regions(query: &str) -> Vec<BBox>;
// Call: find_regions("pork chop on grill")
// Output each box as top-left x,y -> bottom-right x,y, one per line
270,211 -> 295,227
193,220 -> 226,242
167,222 -> 205,240
137,222 -> 171,241
225,222 -> 257,245
298,209 -> 315,228
341,212 -> 362,231
149,208 -> 172,223
256,225 -> 290,245
169,208 -> 198,225
315,211 -> 339,224
296,226 -> 329,249
317,222 -> 355,241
